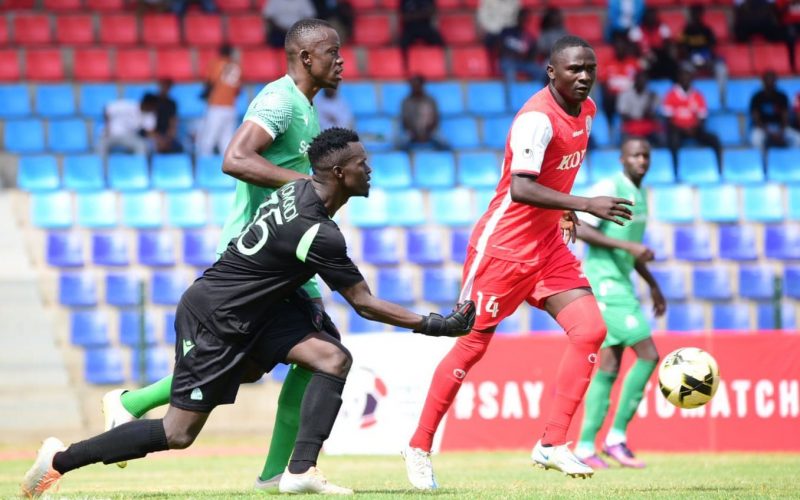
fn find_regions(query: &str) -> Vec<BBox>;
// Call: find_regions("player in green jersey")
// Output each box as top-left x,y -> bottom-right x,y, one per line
99,18 -> 346,489
573,137 -> 666,469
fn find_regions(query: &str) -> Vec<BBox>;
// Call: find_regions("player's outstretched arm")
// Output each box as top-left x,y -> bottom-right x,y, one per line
222,121 -> 310,188
635,261 -> 667,317
338,281 -> 475,337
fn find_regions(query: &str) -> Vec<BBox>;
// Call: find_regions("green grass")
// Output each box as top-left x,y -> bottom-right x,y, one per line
2,446 -> 799,499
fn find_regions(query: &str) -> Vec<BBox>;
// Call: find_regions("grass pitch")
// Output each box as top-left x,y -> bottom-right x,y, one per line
1,444 -> 798,499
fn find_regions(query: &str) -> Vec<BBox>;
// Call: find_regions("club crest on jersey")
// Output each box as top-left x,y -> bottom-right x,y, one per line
585,115 -> 592,136
556,149 -> 587,170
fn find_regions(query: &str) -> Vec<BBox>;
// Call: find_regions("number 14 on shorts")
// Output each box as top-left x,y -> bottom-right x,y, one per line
475,291 -> 499,318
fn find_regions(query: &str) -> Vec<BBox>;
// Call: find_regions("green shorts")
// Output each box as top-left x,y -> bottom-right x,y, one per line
597,297 -> 651,349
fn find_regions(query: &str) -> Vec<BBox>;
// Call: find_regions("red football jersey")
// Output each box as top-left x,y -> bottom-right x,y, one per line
469,86 -> 596,263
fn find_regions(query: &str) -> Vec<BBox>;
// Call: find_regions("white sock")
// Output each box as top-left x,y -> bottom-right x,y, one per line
574,441 -> 595,458
605,428 -> 626,447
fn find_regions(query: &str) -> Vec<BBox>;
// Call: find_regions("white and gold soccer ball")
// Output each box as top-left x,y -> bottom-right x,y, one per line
658,347 -> 720,409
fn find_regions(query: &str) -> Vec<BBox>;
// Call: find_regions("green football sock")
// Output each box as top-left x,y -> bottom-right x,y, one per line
259,364 -> 313,481
120,375 -> 173,418
611,359 -> 657,434
578,370 -> 617,448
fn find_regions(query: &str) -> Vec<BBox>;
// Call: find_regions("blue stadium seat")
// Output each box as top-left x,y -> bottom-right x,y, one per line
422,267 -> 460,303
235,86 -> 253,116
766,148 -> 800,183
712,303 -> 751,330
743,184 -> 784,222
509,82 -> 537,110
790,185 -> 800,220
130,347 -> 172,384
209,191 -> 234,226
79,83 -> 119,119
458,151 -> 499,188
495,311 -> 525,335
765,223 -> 800,260
108,154 -> 149,191
339,82 -> 379,116
694,79 -> 721,112
377,267 -> 415,303
183,229 -> 219,267
451,227 -> 470,263
412,151 -> 456,188
427,81 -> 465,116
466,81 -> 507,116
379,82 -> 408,115
63,154 -> 105,191
739,265 -> 775,300
725,78 -> 761,113
698,184 -> 739,222
784,265 -> 800,298
430,188 -> 475,226
356,116 -> 394,152
371,152 -> 412,189
722,149 -> 764,184
35,84 -> 75,118
692,266 -> 732,300
719,224 -> 758,261
196,155 -> 233,190
4,119 -> 45,153
778,77 -> 800,99
138,230 -> 176,267
152,269 -> 189,305
59,271 -> 97,307
164,310 -> 177,343
122,191 -> 163,228
347,308 -> 384,333
757,302 -> 796,330
407,228 -> 446,265
92,231 -> 130,266
677,148 -> 720,184
166,190 -> 207,228
473,188 -> 495,214
589,111 -> 611,147
270,363 -> 289,382
705,113 -> 740,146
643,225 -> 669,261
642,148 -> 675,186
530,307 -> 561,332
0,85 -> 31,118
152,154 -> 193,190
650,267 -> 687,300
481,115 -> 514,149
441,117 -> 480,149
347,189 -> 388,227
588,150 -> 621,183
106,271 -> 142,306
84,347 -> 125,385
361,228 -> 401,265
31,191 -> 73,228
70,310 -> 110,347
119,309 -> 158,347
651,185 -> 694,223
77,191 -> 117,228
674,225 -> 713,261
123,84 -> 157,102
48,118 -> 89,153
18,155 -> 59,191
387,189 -> 425,226
666,302 -> 706,331
170,83 -> 206,119
46,231 -> 84,267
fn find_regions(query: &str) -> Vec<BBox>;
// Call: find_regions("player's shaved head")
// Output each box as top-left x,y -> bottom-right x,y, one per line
621,136 -> 650,153
309,127 -> 361,173
549,35 -> 592,65
285,18 -> 335,55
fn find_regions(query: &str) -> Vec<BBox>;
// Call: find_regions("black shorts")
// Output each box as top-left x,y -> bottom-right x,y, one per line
170,297 -> 319,412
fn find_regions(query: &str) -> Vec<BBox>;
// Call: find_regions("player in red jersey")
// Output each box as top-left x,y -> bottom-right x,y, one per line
402,36 -> 634,489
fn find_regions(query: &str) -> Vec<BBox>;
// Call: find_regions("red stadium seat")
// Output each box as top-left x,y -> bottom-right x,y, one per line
196,48 -> 216,78
646,0 -> 679,5
354,15 -> 392,46
142,14 -> 180,46
564,13 -> 603,43
440,14 -> 478,45
115,48 -> 153,81
26,49 -> 64,81
0,18 -> 8,45
184,15 -> 222,47
340,46 -> 362,79
99,14 -> 138,45
241,48 -> 286,82
753,43 -> 792,76
593,44 -> 615,80
56,15 -> 95,45
217,0 -> 252,12
74,48 -> 112,81
523,11 -> 542,38
451,46 -> 492,78
463,0 -> 478,7
407,46 -> 447,80
86,0 -> 126,10
349,0 -> 378,7
554,0 -> 586,6
43,0 -> 82,10
660,10 -> 686,38
384,0 -> 400,7
227,15 -> 265,47
365,47 -> 406,79
156,48 -> 195,81
3,0 -> 35,8
718,44 -> 753,77
705,9 -> 729,43
13,14 -> 52,45
436,0 -> 463,9
0,50 -> 20,81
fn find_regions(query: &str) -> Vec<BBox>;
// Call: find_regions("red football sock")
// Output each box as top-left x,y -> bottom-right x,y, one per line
409,331 -> 493,452
541,295 -> 607,446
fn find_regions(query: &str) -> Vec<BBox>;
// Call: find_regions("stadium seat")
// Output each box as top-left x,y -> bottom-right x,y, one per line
674,225 -> 713,261
706,113 -> 741,146
473,187 -> 494,213
183,228 -> 219,267
156,49 -> 196,82
338,82 -> 379,116
347,307 -> 384,333
13,14 -> 51,45
78,83 -> 118,119
64,154 -> 104,191
666,302 -> 706,331
718,44 -> 753,77
739,265 -> 776,300
59,271 -> 97,306
753,43 -> 792,76
458,151 -> 499,188
353,15 -> 392,46
56,14 -> 94,44
92,231 -> 130,266
217,0 -> 252,11
115,49 -> 154,81
588,150 -> 621,183
0,50 -> 21,81
70,310 -> 110,347
152,269 -> 190,305
152,154 -> 193,190
440,13 -> 477,45
130,346 -> 172,384
138,230 -> 176,267
184,14 -> 222,47
34,84 -> 75,118
0,85 -> 31,118
18,155 -> 59,191
209,191 -> 234,226
450,227 -> 470,263
564,12 -> 602,42
44,0 -> 82,11
46,231 -> 84,267
106,271 -> 142,306
122,83 -> 158,102
766,148 -> 800,183
356,116 -> 394,152
743,184 -> 784,222
677,148 -> 720,185
48,119 -> 89,154
482,115 -> 514,149
119,309 -> 158,347
379,82 -> 407,115
5,119 -> 45,154
226,15 -> 264,47
122,191 -> 163,228
98,13 -> 138,45
694,79 -> 722,113
509,82 -> 537,110
108,155 -> 149,191
84,347 -> 125,385
725,78 -> 761,113
26,49 -> 64,81
698,184 -> 739,222
466,81 -> 507,116
651,185 -> 695,223
377,267 -> 415,303
407,228 -> 446,265
441,117 -> 480,149
651,266 -> 687,301
387,189 -> 426,226
269,363 -> 289,382
163,310 -> 177,343
31,191 -> 73,228
408,46 -> 447,80
427,81 -> 465,116
361,228 -> 402,265
370,152 -> 412,189
166,190 -> 207,228
722,149 -> 764,184
757,301 -> 796,330
692,266 -> 733,300
765,223 -> 800,260
719,224 -> 758,261
712,303 -> 751,330
496,311 -> 525,335
784,265 -> 800,298
642,148 -> 675,185
240,48 -> 285,82
530,307 -> 561,332
643,224 -> 670,261
365,47 -> 406,79
430,188 -> 475,226
77,190 -> 118,229
422,267 -> 460,303
142,14 -> 180,46
196,155 -> 232,190
412,151 -> 456,188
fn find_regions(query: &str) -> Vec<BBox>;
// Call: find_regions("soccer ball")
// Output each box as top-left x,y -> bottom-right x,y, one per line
658,347 -> 720,409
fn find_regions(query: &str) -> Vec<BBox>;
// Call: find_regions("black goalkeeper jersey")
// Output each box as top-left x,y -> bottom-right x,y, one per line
182,179 -> 365,337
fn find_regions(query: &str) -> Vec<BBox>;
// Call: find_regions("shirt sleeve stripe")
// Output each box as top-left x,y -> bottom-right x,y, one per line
244,116 -> 277,139
296,223 -> 321,262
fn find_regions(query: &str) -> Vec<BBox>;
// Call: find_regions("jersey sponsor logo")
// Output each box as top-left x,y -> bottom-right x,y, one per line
302,114 -> 309,126
182,339 -> 195,356
190,387 -> 204,401
556,149 -> 587,171
299,140 -> 310,155
572,129 -> 584,137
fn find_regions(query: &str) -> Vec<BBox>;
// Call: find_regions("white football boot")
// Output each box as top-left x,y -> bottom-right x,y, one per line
253,473 -> 282,491
101,389 -> 136,468
531,440 -> 594,479
401,446 -> 438,490
20,437 -> 66,499
278,467 -> 353,495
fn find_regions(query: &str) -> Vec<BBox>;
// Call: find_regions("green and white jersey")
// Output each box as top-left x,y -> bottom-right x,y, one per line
578,171 -> 648,301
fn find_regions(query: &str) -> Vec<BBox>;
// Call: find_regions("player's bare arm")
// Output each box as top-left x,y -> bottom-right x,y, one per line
634,260 -> 666,316
222,121 -> 310,188
576,223 -> 654,262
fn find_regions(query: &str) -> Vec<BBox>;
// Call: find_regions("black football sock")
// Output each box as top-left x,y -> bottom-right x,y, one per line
288,372 -> 345,474
53,419 -> 169,474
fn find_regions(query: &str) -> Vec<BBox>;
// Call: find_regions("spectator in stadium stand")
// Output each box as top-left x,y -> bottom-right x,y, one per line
311,0 -> 355,42
497,8 -> 546,86
96,96 -> 157,157
263,0 -> 317,48
398,75 -> 450,151
617,71 -> 664,146
143,78 -> 183,154
662,65 -> 723,174
476,0 -> 521,55
171,0 -> 218,17
749,70 -> 800,151
629,7 -> 680,81
734,0 -> 785,45
605,0 -> 645,41
399,0 -> 445,52
600,33 -> 641,128
680,4 -> 728,95
777,0 -> 800,73
314,88 -> 354,131
536,7 -> 568,63
196,44 -> 241,156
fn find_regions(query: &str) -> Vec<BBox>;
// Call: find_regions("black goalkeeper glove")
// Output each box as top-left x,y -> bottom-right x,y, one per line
310,301 -> 341,340
415,301 -> 476,337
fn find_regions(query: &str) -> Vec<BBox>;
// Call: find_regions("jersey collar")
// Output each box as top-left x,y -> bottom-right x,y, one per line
284,74 -> 315,108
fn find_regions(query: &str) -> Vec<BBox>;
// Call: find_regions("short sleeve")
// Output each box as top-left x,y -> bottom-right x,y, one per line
508,111 -> 553,176
244,89 -> 294,139
296,223 -> 364,292
577,179 -> 617,227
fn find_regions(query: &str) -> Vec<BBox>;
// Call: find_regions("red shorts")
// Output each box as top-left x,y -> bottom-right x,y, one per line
459,243 -> 590,332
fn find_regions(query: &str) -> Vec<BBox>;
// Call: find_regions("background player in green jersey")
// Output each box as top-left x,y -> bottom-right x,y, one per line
99,18 -> 346,489
573,137 -> 666,469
